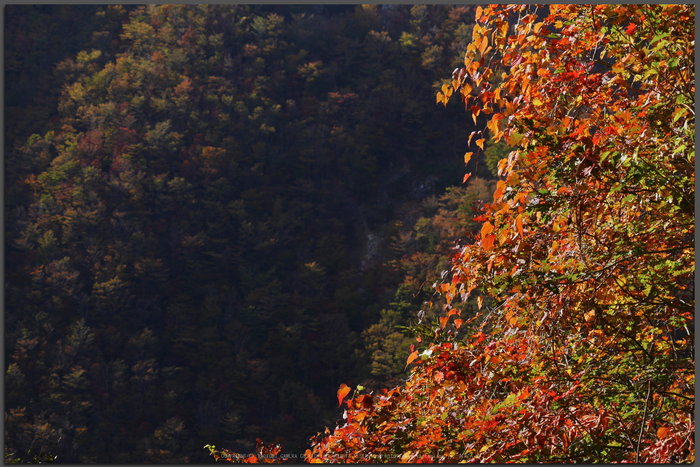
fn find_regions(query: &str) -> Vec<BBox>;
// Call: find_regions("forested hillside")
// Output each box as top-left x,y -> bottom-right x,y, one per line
5,5 -> 497,463
7,4 -> 692,464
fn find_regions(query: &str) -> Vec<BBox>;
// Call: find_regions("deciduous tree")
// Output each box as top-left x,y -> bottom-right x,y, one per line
307,4 -> 694,463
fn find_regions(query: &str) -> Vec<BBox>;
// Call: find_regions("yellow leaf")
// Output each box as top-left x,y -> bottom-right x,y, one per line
401,451 -> 412,462
464,152 -> 474,165
476,138 -> 486,150
498,229 -> 508,245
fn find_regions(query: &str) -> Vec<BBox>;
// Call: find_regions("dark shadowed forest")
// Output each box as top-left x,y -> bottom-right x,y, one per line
5,5 -> 500,462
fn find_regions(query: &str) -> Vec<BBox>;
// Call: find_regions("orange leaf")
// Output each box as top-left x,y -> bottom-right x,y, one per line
464,152 -> 474,165
452,67 -> 467,90
405,350 -> 420,369
439,316 -> 449,329
657,426 -> 670,439
337,384 -> 351,406
494,180 -> 506,200
516,214 -> 524,238
454,319 -> 464,329
460,82 -> 472,99
476,138 -> 486,150
481,221 -> 494,239
475,6 -> 483,21
482,233 -> 496,250
433,371 -> 445,383
479,35 -> 489,55
463,173 -> 472,184
477,296 -> 484,310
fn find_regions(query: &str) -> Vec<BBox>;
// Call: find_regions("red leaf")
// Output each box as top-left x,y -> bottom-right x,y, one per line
358,394 -> 374,409
626,23 -> 637,34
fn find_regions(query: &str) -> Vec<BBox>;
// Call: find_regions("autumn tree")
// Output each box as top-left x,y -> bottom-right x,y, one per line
307,4 -> 694,463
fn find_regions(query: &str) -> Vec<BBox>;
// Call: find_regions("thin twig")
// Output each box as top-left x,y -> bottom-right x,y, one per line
636,380 -> 652,463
